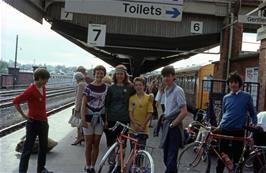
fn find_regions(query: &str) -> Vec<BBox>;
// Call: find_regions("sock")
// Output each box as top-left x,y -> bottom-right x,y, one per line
85,165 -> 90,169
90,165 -> 94,169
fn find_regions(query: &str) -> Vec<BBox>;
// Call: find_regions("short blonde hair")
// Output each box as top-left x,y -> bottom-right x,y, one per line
102,75 -> 112,85
133,77 -> 145,85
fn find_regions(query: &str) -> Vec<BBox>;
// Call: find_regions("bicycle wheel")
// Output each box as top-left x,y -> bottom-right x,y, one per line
98,142 -> 120,173
177,142 -> 210,173
126,150 -> 154,173
241,149 -> 266,173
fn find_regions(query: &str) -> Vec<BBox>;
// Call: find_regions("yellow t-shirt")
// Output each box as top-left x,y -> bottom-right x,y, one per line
129,93 -> 153,134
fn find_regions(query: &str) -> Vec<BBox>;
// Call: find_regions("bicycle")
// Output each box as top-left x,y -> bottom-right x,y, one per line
98,121 -> 154,173
177,121 -> 266,173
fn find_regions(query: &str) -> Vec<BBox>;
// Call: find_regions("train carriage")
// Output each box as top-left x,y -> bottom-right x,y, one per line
175,63 -> 217,113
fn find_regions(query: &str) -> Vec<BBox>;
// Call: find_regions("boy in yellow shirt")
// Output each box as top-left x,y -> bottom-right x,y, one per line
129,77 -> 153,149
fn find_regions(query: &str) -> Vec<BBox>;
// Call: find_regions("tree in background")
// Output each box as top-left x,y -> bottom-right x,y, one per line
0,60 -> 8,74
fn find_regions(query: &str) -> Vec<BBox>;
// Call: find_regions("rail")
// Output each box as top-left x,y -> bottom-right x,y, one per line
0,89 -> 75,108
0,81 -> 74,90
0,86 -> 74,95
0,87 -> 74,103
0,101 -> 74,137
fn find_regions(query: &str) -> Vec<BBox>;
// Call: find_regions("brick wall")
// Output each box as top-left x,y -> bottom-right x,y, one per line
230,56 -> 259,80
232,24 -> 243,59
217,23 -> 243,80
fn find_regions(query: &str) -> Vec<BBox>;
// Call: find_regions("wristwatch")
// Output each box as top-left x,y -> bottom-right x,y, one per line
169,123 -> 174,128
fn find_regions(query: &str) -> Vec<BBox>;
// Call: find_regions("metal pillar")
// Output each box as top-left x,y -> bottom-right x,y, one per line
13,35 -> 18,89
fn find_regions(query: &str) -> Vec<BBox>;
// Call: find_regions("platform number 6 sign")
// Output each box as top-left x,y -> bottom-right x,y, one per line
191,21 -> 203,34
88,24 -> 106,47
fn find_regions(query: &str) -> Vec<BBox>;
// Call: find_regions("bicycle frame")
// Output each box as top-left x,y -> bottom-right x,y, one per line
116,133 -> 139,173
188,121 -> 258,173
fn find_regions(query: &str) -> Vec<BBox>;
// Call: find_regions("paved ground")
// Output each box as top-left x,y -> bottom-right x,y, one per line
0,106 -> 216,173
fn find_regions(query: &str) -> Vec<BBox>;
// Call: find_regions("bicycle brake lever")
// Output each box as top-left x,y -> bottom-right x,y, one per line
109,123 -> 119,131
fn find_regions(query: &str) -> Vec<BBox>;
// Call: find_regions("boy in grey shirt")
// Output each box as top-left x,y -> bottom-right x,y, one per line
160,66 -> 188,173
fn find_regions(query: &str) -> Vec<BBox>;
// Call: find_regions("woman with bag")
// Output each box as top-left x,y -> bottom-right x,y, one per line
70,72 -> 87,145
81,65 -> 108,173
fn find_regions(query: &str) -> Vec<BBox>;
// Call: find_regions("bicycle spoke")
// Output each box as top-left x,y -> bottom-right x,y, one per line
177,142 -> 209,173
127,150 -> 154,173
241,149 -> 266,173
98,142 -> 120,173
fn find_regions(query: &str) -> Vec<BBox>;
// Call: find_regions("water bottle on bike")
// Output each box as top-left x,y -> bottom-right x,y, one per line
221,152 -> 233,171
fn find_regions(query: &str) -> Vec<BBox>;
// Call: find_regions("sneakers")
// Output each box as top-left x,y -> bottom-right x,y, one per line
38,168 -> 53,173
108,165 -> 121,173
90,168 -> 95,173
84,167 -> 95,173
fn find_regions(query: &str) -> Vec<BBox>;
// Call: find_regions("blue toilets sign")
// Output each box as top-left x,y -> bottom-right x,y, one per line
65,0 -> 183,22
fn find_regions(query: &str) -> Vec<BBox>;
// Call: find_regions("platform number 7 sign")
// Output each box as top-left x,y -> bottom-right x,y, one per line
87,24 -> 106,47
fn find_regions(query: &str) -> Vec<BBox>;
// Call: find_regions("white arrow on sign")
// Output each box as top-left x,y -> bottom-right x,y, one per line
65,0 -> 183,22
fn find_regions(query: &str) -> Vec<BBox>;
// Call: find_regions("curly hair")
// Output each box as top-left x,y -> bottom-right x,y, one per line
227,71 -> 243,87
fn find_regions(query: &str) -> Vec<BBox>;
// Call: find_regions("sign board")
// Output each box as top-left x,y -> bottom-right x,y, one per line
133,0 -> 183,5
65,0 -> 183,22
245,67 -> 258,83
257,26 -> 266,41
60,8 -> 73,20
238,15 -> 266,25
245,67 -> 258,107
191,21 -> 203,34
87,24 -> 106,47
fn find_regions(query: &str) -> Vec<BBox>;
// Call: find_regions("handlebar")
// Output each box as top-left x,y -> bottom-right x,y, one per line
109,121 -> 136,134
189,121 -> 215,131
244,125 -> 264,133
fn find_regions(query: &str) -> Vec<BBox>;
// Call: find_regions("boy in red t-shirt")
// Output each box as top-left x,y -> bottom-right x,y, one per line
13,68 -> 53,173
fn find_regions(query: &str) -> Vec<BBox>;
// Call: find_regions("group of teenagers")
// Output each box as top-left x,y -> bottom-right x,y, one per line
71,64 -> 188,173
13,64 -> 266,173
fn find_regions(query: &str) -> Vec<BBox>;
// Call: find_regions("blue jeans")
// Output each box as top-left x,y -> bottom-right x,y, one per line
163,126 -> 181,173
19,119 -> 49,173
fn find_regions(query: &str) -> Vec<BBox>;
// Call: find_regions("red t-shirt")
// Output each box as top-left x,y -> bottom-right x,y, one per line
13,84 -> 47,121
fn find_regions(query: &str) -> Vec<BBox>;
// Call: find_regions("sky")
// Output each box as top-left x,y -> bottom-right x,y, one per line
0,1 -> 260,72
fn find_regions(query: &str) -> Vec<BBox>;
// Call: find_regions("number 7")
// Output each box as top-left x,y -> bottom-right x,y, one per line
93,29 -> 101,41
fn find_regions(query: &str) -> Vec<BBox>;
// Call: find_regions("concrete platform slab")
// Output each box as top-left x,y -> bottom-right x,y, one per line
0,106 -> 197,173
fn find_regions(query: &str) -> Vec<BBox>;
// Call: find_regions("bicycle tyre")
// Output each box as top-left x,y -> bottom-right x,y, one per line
98,142 -> 120,173
126,150 -> 154,173
177,142 -> 210,173
241,149 -> 266,173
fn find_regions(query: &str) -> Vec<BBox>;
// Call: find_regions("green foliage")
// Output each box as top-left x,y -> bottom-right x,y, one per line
0,60 -> 8,74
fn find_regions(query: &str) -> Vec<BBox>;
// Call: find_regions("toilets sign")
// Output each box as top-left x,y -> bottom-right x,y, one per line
65,0 -> 183,22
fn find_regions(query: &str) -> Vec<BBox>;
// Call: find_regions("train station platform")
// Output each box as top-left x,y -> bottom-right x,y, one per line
1,107 -> 171,173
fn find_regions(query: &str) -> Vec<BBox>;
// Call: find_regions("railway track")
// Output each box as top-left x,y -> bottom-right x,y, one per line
0,87 -> 75,108
0,86 -> 74,97
0,101 -> 75,137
